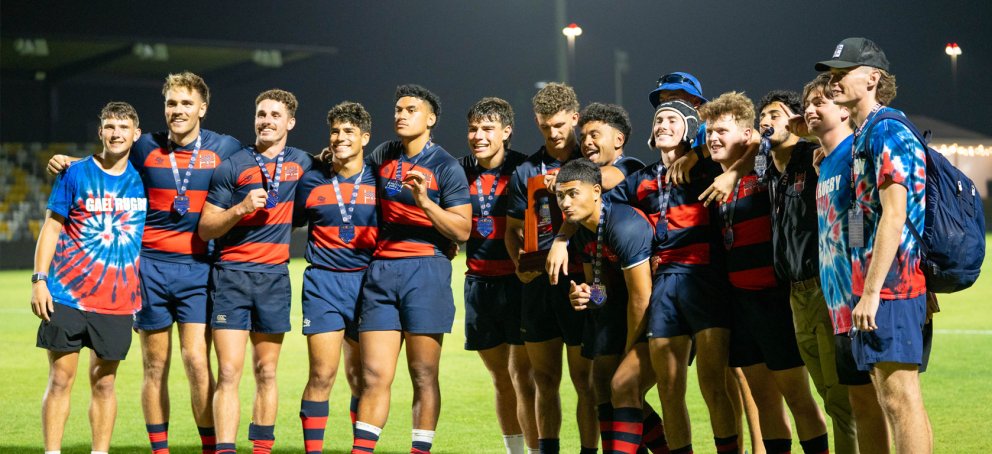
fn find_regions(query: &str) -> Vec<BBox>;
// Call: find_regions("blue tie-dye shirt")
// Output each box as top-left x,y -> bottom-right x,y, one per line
816,134 -> 854,334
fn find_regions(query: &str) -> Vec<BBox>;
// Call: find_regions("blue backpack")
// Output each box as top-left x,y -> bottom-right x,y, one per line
866,111 -> 985,293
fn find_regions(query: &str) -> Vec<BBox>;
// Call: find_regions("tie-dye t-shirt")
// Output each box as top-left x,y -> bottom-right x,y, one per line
851,107 -> 926,300
816,134 -> 854,334
47,156 -> 147,315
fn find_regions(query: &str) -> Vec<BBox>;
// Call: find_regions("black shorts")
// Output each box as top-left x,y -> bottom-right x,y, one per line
520,273 -> 586,346
37,303 -> 133,360
728,286 -> 805,371
464,274 -> 524,350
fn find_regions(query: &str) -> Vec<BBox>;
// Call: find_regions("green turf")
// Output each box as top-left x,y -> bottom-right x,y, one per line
1,244 -> 991,452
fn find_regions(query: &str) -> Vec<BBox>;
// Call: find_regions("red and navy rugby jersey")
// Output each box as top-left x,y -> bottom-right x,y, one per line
459,149 -> 527,277
205,146 -> 313,273
293,161 -> 378,271
507,146 -> 584,274
574,203 -> 654,307
607,158 -> 725,273
368,140 -> 471,259
612,154 -> 646,180
718,173 -> 778,290
130,129 -> 241,263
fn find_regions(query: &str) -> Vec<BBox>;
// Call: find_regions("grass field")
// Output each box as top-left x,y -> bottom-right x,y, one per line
1,246 -> 991,453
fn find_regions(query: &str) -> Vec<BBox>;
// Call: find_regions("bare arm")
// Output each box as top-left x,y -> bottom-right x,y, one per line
851,181 -> 907,331
546,222 -> 577,284
403,170 -> 471,242
31,212 -> 65,321
700,140 -> 757,207
197,189 -> 268,241
623,260 -> 652,351
600,166 -> 626,190
46,155 -> 81,175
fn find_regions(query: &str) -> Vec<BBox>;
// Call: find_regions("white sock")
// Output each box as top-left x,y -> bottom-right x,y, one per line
503,434 -> 526,454
45,451 -> 60,454
527,448 -> 541,454
412,428 -> 436,444
91,451 -> 108,454
355,421 -> 383,436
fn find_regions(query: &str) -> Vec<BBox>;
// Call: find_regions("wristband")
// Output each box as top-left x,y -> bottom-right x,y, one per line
31,272 -> 48,283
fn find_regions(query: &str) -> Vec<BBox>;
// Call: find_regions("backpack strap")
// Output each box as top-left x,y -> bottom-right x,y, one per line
863,111 -> 929,255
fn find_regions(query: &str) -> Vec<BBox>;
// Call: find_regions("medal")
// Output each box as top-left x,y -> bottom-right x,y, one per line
339,223 -> 356,244
387,139 -> 432,198
477,216 -> 495,238
589,283 -> 607,308
266,189 -> 279,209
173,195 -> 190,215
724,228 -> 735,251
589,205 -> 609,309
474,162 -> 503,238
385,179 -> 403,196
168,135 -> 201,217
252,148 -> 285,211
720,179 -> 742,251
331,165 -> 366,245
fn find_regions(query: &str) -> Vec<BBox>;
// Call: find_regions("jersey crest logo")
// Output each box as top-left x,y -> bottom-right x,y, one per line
364,189 -> 376,203
284,165 -> 300,180
199,154 -> 216,168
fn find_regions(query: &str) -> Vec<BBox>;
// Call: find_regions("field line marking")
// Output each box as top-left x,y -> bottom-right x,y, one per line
934,329 -> 992,335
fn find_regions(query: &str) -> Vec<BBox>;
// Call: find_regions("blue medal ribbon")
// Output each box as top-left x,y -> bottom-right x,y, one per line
251,148 -> 285,209
386,139 -> 432,196
168,135 -> 201,216
331,165 -> 366,244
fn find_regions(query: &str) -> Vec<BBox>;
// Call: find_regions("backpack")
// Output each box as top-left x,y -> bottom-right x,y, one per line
866,111 -> 985,293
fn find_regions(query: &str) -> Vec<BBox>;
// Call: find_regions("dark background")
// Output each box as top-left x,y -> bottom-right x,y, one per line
3,0 -> 990,163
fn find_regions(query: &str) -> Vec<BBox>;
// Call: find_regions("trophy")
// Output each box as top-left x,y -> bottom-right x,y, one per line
517,174 -> 563,272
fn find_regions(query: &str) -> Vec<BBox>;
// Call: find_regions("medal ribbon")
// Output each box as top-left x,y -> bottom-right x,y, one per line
592,204 -> 607,288
394,139 -> 432,184
331,164 -> 366,225
168,135 -> 202,196
475,162 -> 502,219
252,148 -> 286,194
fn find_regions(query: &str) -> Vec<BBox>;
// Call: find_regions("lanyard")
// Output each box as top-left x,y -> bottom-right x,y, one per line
331,164 -> 366,225
850,104 -> 882,200
168,135 -> 201,196
720,178 -> 743,250
252,148 -> 286,193
474,162 -> 502,218
656,163 -> 673,227
592,204 -> 607,288
394,139 -> 432,182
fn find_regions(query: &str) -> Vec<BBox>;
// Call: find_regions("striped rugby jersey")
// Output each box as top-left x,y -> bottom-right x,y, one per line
205,146 -> 313,273
294,161 -> 378,271
608,158 -> 726,273
459,149 -> 527,277
719,173 -> 778,290
368,140 -> 470,259
130,129 -> 241,263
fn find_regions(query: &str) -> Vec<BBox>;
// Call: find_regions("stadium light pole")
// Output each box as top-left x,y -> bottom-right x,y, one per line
562,23 -> 582,84
945,42 -> 962,122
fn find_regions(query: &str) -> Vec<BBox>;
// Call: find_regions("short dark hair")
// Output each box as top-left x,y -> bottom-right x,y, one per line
578,102 -> 632,146
327,101 -> 371,134
757,90 -> 803,118
256,89 -> 299,117
100,101 -> 140,127
396,84 -> 441,127
467,97 -> 514,148
556,158 -> 601,187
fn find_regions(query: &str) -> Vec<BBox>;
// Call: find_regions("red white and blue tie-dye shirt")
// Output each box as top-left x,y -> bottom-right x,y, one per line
851,107 -> 927,300
47,156 -> 147,315
816,134 -> 855,334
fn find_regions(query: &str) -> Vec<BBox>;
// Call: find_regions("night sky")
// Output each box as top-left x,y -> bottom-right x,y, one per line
3,0 -> 991,163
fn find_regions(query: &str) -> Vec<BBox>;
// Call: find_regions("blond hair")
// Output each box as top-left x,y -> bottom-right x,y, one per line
162,71 -> 210,104
532,82 -> 579,116
699,91 -> 755,129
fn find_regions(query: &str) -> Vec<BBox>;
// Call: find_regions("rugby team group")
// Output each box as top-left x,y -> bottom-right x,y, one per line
30,37 -> 935,454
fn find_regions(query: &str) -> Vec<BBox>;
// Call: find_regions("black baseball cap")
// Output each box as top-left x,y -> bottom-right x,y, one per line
814,37 -> 890,72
